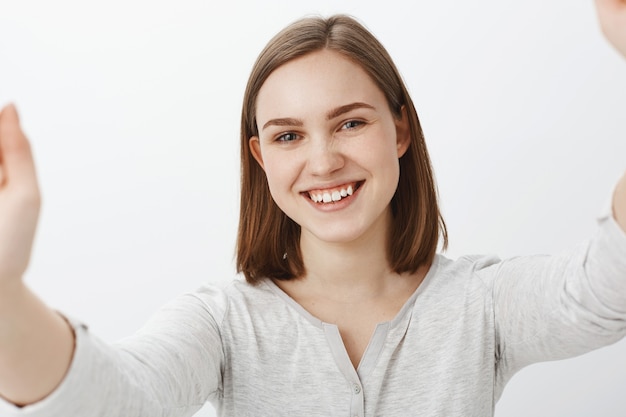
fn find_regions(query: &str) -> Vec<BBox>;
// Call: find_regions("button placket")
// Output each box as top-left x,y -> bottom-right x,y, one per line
350,382 -> 363,417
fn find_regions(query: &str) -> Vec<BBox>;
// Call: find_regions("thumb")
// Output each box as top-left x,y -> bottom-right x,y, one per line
0,104 -> 38,191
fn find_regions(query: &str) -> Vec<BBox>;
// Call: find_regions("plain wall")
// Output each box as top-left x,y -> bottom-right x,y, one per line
1,0 -> 625,416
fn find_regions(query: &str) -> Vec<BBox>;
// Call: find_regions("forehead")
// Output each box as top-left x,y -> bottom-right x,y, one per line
255,49 -> 387,124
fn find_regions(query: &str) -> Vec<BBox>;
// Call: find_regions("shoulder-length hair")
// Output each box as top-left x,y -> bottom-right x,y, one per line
237,14 -> 447,284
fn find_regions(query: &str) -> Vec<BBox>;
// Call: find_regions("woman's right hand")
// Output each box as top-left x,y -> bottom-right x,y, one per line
0,104 -> 75,407
0,104 -> 41,287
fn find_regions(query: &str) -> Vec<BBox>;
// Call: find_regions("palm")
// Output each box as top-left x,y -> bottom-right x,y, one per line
0,105 -> 40,283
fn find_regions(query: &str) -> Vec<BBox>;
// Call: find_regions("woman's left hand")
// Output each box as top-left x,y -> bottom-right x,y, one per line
595,0 -> 626,58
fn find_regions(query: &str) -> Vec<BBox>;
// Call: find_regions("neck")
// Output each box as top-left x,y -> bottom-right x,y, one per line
297,210 -> 395,300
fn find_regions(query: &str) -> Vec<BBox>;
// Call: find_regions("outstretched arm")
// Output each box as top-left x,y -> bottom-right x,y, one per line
0,104 -> 74,406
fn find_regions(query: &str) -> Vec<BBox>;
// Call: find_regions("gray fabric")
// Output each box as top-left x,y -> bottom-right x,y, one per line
2,215 -> 626,417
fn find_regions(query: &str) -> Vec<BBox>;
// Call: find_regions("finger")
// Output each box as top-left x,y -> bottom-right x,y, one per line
0,104 -> 38,190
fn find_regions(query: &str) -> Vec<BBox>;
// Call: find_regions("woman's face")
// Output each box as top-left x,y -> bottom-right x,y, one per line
250,49 -> 410,246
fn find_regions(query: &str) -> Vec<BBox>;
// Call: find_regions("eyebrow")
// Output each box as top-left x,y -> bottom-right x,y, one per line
261,102 -> 375,131
262,117 -> 303,131
326,102 -> 375,120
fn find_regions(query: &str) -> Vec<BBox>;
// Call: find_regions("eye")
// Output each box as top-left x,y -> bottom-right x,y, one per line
275,132 -> 300,142
341,120 -> 364,130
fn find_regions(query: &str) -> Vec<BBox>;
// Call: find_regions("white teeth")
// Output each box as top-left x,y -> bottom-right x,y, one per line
308,184 -> 357,204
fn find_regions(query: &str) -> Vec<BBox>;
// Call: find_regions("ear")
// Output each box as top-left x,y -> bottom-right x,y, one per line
395,106 -> 411,158
249,136 -> 265,170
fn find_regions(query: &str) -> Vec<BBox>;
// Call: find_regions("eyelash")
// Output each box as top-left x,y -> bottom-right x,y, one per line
341,120 -> 364,130
275,132 -> 300,142
273,119 -> 365,143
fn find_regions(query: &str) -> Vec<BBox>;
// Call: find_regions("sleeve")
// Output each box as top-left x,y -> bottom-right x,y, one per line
486,214 -> 626,386
0,286 -> 226,417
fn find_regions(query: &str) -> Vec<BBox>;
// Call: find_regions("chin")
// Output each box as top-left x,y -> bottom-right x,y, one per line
303,224 -> 371,245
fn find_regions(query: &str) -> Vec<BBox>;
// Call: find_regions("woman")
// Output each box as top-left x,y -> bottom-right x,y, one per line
1,1 -> 625,416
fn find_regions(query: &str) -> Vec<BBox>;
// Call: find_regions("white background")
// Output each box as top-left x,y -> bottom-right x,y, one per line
1,0 -> 626,416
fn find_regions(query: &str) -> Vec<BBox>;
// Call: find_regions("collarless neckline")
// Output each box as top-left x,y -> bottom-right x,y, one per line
263,255 -> 440,330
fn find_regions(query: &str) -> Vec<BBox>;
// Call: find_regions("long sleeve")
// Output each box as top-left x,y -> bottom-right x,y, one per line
0,287 -> 227,417
489,214 -> 626,390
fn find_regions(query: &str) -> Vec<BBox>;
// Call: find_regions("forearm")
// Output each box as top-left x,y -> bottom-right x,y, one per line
613,171 -> 626,233
0,281 -> 74,406
493,213 -> 626,377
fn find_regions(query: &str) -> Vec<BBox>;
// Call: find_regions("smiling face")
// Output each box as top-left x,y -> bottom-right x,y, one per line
250,49 -> 410,247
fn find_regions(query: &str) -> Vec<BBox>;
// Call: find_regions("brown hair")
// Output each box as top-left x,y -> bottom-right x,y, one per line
237,14 -> 447,284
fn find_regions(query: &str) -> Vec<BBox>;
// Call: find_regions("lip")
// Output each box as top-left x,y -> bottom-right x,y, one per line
301,180 -> 364,211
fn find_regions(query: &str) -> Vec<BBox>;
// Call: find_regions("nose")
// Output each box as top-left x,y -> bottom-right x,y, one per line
306,135 -> 344,177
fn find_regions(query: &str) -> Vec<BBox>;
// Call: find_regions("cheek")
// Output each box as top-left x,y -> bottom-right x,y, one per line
379,155 -> 401,189
363,130 -> 402,178
261,152 -> 300,202
366,144 -> 402,197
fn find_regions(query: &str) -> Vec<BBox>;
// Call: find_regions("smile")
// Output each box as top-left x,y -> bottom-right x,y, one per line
306,182 -> 362,204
